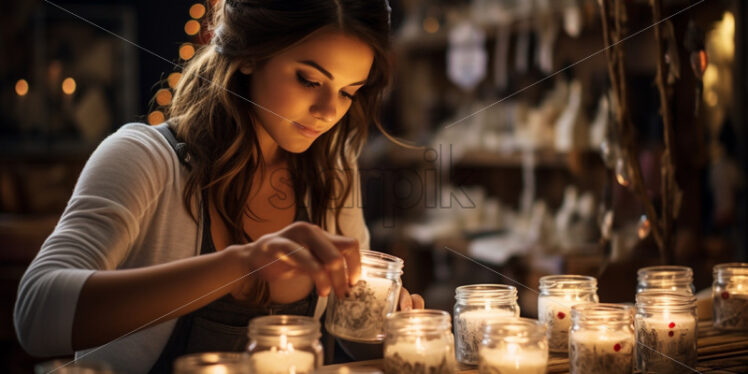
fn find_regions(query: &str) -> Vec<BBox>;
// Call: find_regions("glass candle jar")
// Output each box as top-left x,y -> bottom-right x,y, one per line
636,265 -> 695,295
635,291 -> 697,373
569,303 -> 634,374
326,250 -> 403,342
247,315 -> 323,374
538,275 -> 599,352
478,318 -> 548,374
174,352 -> 251,374
453,284 -> 520,365
383,310 -> 456,374
713,263 -> 748,331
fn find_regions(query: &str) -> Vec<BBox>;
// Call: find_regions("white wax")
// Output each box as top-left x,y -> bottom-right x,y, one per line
250,349 -> 316,374
384,337 -> 456,370
641,313 -> 696,342
328,275 -> 397,341
456,309 -> 515,364
569,329 -> 634,374
538,295 -> 593,351
570,329 -> 634,354
635,312 -> 697,372
362,275 -> 394,304
478,346 -> 547,374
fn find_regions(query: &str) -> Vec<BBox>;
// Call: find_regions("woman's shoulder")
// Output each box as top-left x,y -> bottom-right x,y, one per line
93,122 -> 179,168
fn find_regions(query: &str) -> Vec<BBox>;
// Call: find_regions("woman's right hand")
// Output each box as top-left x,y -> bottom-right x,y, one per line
227,222 -> 361,299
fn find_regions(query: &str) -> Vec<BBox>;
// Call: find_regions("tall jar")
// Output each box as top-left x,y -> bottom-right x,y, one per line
247,315 -> 323,374
713,263 -> 748,331
453,284 -> 519,365
174,352 -> 251,374
569,303 -> 634,374
383,310 -> 456,374
636,265 -> 695,294
635,291 -> 697,373
478,318 -> 548,374
538,275 -> 599,352
326,250 -> 403,342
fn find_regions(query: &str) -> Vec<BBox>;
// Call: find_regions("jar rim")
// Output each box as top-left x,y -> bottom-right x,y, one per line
385,309 -> 451,332
571,303 -> 632,322
483,317 -> 546,341
637,265 -> 693,280
713,262 -> 748,276
248,315 -> 320,338
539,275 -> 597,290
174,352 -> 247,371
454,284 -> 517,300
361,250 -> 404,273
635,291 -> 697,310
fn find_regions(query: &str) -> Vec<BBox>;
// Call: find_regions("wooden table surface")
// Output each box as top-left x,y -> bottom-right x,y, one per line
318,320 -> 748,373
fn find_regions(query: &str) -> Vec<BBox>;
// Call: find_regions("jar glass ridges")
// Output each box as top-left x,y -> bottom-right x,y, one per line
453,284 -> 520,365
247,315 -> 323,374
569,303 -> 634,374
174,352 -> 251,374
478,318 -> 548,374
383,309 -> 456,374
326,250 -> 404,342
635,291 -> 697,373
713,263 -> 748,330
636,265 -> 695,294
537,275 -> 599,352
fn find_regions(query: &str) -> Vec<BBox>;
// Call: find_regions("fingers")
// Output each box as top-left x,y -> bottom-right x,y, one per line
319,230 -> 361,285
399,287 -> 413,311
262,237 -> 332,297
411,293 -> 425,309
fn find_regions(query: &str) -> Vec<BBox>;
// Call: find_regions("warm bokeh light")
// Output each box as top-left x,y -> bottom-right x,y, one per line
179,44 -> 196,60
167,72 -> 182,89
189,3 -> 206,19
155,89 -> 173,106
15,79 -> 29,96
423,17 -> 439,34
184,20 -> 201,36
62,77 -> 77,95
148,110 -> 165,125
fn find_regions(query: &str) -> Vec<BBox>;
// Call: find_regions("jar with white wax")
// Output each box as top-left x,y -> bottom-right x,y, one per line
453,284 -> 519,365
537,275 -> 599,352
247,315 -> 323,374
383,310 -> 456,374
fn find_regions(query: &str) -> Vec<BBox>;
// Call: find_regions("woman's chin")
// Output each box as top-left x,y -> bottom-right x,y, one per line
280,139 -> 314,154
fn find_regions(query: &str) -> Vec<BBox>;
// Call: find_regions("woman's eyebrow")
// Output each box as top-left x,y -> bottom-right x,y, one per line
298,60 -> 367,86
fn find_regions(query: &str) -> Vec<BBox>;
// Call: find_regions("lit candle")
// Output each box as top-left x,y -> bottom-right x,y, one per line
384,336 -> 456,373
713,263 -> 748,330
173,352 -> 250,374
635,292 -> 697,373
569,330 -> 634,374
538,295 -> 589,351
250,348 -> 315,374
455,307 -> 515,364
478,345 -> 547,374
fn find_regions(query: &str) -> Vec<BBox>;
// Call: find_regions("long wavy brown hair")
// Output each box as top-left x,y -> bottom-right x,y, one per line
166,0 -> 392,304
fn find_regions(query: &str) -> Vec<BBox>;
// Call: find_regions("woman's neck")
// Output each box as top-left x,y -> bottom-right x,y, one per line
254,121 -> 284,167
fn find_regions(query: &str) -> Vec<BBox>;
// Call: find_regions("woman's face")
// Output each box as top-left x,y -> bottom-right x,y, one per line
248,27 -> 375,154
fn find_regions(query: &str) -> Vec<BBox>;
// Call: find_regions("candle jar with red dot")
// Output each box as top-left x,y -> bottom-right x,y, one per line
713,263 -> 748,331
569,304 -> 634,374
636,265 -> 694,295
538,275 -> 599,352
635,291 -> 697,373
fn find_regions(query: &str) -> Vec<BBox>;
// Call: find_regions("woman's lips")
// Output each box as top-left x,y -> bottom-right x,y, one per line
292,122 -> 321,138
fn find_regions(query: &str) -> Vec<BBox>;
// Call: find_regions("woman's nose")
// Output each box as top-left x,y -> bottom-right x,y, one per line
310,90 -> 337,123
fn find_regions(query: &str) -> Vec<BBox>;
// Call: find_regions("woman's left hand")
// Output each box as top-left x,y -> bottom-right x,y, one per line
398,287 -> 425,311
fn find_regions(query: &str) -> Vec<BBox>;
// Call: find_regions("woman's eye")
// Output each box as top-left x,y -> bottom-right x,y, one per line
341,91 -> 355,100
296,72 -> 320,88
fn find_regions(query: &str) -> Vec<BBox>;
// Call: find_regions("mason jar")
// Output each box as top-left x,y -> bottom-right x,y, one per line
538,275 -> 599,352
383,310 -> 456,374
636,265 -> 695,295
326,250 -> 403,342
174,352 -> 251,374
478,318 -> 548,374
635,291 -> 697,373
712,262 -> 748,331
246,315 -> 323,374
453,284 -> 520,365
569,303 -> 634,374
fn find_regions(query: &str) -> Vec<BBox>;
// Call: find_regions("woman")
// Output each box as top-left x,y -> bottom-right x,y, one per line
14,0 -> 424,372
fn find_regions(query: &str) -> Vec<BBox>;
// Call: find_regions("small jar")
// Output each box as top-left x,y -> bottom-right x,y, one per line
453,284 -> 520,365
538,275 -> 599,352
635,291 -> 697,373
326,250 -> 403,342
383,310 -> 456,374
569,303 -> 634,374
713,262 -> 748,331
636,265 -> 695,295
247,315 -> 323,374
174,352 -> 251,374
478,318 -> 548,374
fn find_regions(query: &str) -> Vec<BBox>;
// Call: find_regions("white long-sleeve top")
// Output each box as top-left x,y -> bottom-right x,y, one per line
13,123 -> 370,373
